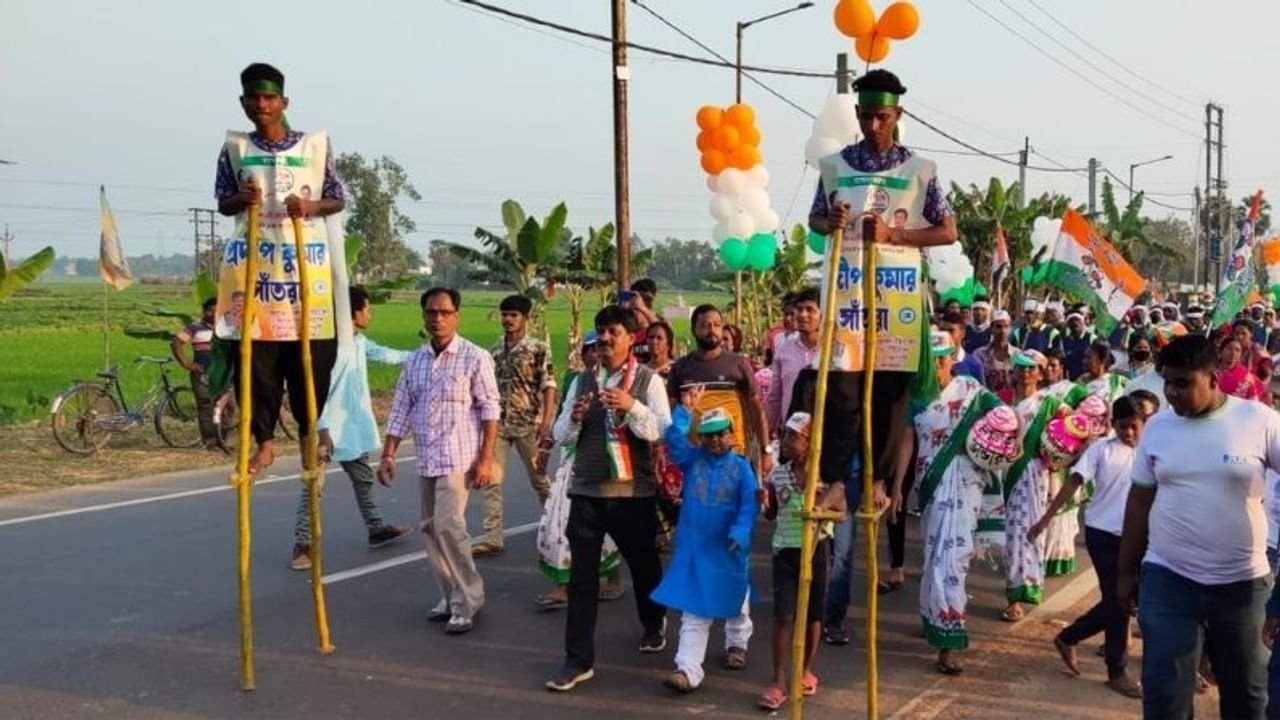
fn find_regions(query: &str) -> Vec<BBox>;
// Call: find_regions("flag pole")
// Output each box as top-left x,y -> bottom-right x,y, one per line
102,280 -> 110,369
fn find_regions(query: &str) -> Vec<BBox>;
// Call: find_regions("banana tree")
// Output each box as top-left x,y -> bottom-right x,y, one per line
440,199 -> 571,333
0,246 -> 55,302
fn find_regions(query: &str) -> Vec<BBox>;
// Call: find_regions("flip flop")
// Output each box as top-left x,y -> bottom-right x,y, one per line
803,671 -> 819,696
935,658 -> 965,676
534,594 -> 568,611
1001,605 -> 1024,622
876,579 -> 905,595
757,686 -> 786,711
598,584 -> 626,602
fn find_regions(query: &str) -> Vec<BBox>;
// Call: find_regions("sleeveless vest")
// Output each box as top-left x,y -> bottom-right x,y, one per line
571,364 -> 657,498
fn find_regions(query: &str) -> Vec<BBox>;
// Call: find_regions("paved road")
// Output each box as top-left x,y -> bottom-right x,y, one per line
0,449 -> 1108,719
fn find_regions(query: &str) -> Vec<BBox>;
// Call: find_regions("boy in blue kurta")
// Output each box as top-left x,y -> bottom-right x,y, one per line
652,386 -> 758,693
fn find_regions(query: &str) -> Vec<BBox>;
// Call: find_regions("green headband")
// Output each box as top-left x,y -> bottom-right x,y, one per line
857,90 -> 900,107
242,79 -> 284,96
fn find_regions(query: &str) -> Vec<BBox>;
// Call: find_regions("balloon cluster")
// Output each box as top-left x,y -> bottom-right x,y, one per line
696,103 -> 780,272
929,242 -> 978,304
1021,215 -> 1062,285
832,0 -> 920,64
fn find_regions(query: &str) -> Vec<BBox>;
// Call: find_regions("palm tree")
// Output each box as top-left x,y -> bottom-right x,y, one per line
1099,178 -> 1182,268
0,246 -> 55,302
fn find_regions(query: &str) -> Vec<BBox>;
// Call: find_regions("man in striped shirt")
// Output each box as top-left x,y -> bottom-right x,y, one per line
379,287 -> 501,636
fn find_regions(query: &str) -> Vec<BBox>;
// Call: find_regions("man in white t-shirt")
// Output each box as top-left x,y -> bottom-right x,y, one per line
1031,395 -> 1145,699
1117,334 -> 1278,719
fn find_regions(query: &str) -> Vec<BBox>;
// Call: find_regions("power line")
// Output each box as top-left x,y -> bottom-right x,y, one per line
0,178 -> 209,194
964,0 -> 1200,141
995,0 -> 1198,123
1100,169 -> 1193,212
453,0 -> 835,79
629,0 -> 816,119
1026,0 -> 1202,109
902,109 -> 1088,172
443,0 -> 611,57
0,202 -> 188,217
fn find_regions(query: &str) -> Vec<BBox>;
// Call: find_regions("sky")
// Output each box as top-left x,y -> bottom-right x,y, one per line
2,0 -> 1278,262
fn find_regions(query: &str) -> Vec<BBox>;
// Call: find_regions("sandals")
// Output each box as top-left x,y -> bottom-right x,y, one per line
803,671 -> 819,696
534,594 -> 568,611
1106,674 -> 1143,699
757,685 -> 786,711
599,584 -> 626,602
935,656 -> 964,675
1000,604 -> 1025,622
1054,636 -> 1081,676
663,670 -> 694,694
724,646 -> 747,670
876,579 -> 905,595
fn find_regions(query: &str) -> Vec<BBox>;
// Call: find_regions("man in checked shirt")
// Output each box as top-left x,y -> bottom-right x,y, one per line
379,287 -> 501,636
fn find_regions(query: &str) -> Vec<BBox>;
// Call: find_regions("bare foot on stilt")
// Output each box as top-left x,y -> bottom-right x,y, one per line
249,440 -> 275,474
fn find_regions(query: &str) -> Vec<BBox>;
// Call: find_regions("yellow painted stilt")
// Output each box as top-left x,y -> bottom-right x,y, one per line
787,227 -> 844,720
232,204 -> 261,691
292,216 -> 334,656
853,216 -> 885,720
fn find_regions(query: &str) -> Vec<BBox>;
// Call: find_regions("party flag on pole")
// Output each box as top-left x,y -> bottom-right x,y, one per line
99,186 -> 133,291
1041,209 -> 1146,335
1211,190 -> 1265,326
992,225 -> 1010,283
1262,237 -> 1280,306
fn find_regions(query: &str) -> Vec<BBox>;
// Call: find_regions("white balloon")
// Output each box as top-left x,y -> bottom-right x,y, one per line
712,221 -> 730,242
718,168 -> 748,196
1030,215 -> 1063,259
709,193 -> 736,222
817,95 -> 859,142
726,211 -> 755,239
754,208 -> 780,234
745,165 -> 770,191
804,134 -> 845,169
707,174 -> 720,193
740,189 -> 771,215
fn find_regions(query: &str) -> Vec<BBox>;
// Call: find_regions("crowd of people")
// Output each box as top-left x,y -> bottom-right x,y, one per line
202,61 -> 1280,719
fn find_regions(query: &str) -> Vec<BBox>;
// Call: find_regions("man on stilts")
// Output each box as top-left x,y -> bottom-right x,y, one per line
801,68 -> 958,645
214,62 -> 345,480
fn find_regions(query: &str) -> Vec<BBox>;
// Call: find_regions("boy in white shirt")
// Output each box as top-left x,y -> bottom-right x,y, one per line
1030,396 -> 1144,699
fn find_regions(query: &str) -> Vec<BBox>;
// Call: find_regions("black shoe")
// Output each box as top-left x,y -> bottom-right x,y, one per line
368,525 -> 413,548
823,625 -> 850,646
546,666 -> 594,692
638,618 -> 667,653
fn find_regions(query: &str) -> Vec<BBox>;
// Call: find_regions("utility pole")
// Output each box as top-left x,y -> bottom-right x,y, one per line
836,52 -> 850,93
1087,158 -> 1098,219
611,0 -> 631,291
1193,186 -> 1202,289
1204,102 -> 1226,295
1,225 -> 12,266
189,207 -> 219,277
1017,137 -> 1029,209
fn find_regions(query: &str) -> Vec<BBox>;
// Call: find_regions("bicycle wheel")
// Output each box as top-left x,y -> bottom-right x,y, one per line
52,383 -> 120,454
155,386 -> 203,448
214,392 -> 240,451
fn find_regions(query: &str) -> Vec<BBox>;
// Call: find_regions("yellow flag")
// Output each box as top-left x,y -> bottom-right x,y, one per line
99,186 -> 133,291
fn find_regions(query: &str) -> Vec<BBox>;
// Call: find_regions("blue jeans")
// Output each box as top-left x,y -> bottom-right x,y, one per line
822,479 -> 864,630
1139,562 -> 1269,720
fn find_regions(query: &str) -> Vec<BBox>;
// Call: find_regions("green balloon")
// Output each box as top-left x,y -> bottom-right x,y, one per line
747,233 -> 776,271
719,237 -> 749,271
806,231 -> 827,255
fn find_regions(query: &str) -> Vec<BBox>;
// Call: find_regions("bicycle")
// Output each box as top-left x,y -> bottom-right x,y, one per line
51,356 -> 205,454
211,389 -> 297,453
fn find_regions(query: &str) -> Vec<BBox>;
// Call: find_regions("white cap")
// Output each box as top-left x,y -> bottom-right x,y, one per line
973,300 -> 991,310
1023,299 -> 1041,312
993,310 -> 1012,324
1066,312 -> 1085,323
1046,301 -> 1065,313
785,411 -> 812,436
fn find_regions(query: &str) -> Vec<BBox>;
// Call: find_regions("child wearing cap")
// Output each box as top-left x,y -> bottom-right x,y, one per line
651,385 -> 758,694
756,410 -> 846,711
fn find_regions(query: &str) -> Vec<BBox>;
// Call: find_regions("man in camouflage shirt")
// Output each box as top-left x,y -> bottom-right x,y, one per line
476,294 -> 557,555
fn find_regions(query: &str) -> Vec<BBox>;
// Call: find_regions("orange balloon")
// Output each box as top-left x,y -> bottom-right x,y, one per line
833,0 -> 876,39
728,144 -> 761,171
876,2 -> 920,40
714,124 -> 741,152
855,34 -> 891,63
701,148 -> 729,175
740,124 -> 762,146
696,129 -> 715,152
724,103 -> 755,130
696,105 -> 724,131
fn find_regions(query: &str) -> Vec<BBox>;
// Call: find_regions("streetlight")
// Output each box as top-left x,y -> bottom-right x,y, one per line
733,2 -> 813,324
1128,154 -> 1173,202
737,2 -> 814,103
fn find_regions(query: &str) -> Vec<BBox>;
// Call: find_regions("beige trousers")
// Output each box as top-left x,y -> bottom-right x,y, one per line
479,434 -> 550,546
420,473 -> 484,619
